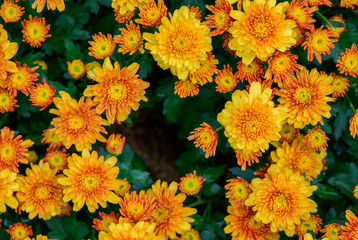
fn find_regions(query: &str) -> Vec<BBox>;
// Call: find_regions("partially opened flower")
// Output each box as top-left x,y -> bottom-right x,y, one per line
234,148 -> 262,170
85,61 -> 101,80
29,80 -> 56,111
0,0 -> 24,23
89,33 -> 116,60
33,60 -> 48,71
0,168 -> 19,214
114,178 -> 131,196
330,73 -> 349,98
43,147 -> 68,171
115,22 -> 145,55
58,150 -> 120,212
188,122 -> 218,158
41,127 -> 62,148
179,170 -> 205,195
7,223 -> 33,240
215,64 -> 238,93
286,0 -> 317,31
322,223 -> 341,240
32,0 -> 65,12
181,229 -> 200,240
22,15 -> 51,48
135,0 -> 167,27
337,44 -> 358,78
174,80 -> 200,98
302,126 -> 329,151
106,133 -> 126,155
225,177 -> 251,207
0,25 -> 19,81
67,59 -> 86,79
340,210 -> 358,239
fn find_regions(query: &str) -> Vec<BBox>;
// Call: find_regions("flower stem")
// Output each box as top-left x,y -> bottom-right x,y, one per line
346,94 -> 356,111
215,126 -> 224,132
314,11 -> 334,29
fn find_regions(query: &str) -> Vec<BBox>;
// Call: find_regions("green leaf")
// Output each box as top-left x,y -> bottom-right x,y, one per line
229,167 -> 255,182
98,0 -> 111,6
330,20 -> 345,28
138,54 -> 153,79
332,105 -> 353,140
202,165 -> 225,183
163,94 -> 183,122
126,169 -> 153,191
85,0 -> 100,14
55,15 -> 75,28
70,25 -> 90,40
46,213 -> 89,240
203,182 -> 221,197
64,39 -> 85,61
315,184 -> 341,200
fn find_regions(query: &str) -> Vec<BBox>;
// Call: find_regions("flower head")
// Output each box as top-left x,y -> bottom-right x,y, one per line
302,26 -> 338,64
114,8 -> 136,23
29,80 -> 56,111
67,59 -> 86,79
43,147 -> 68,172
181,229 -> 200,240
217,82 -> 288,153
107,133 -> 125,155
115,22 -> 145,55
235,59 -> 264,84
302,126 -> 329,151
83,58 -> 150,124
33,60 -> 48,71
16,161 -> 63,220
0,26 -> 19,81
234,148 -> 262,170
0,89 -> 18,113
330,73 -> 349,98
204,0 -> 233,36
22,15 -> 51,48
143,6 -> 212,80
228,0 -> 297,64
49,91 -> 108,152
179,170 -> 205,195
6,62 -> 39,96
225,177 -> 251,207
135,0 -> 167,27
0,127 -> 34,172
215,64 -> 238,93
41,127 -> 62,148
322,223 -> 342,240
286,0 -> 317,31
245,164 -> 318,236
349,110 -> 358,138
85,61 -> 101,80
328,15 -> 346,38
174,80 -> 200,98
295,214 -> 322,240
337,44 -> 358,78
7,223 -> 33,240
340,0 -> 358,8
114,178 -> 131,196
112,0 -> 149,14
0,168 -> 19,214
188,122 -> 218,158
88,33 -> 116,60
340,210 -> 358,239
58,150 -> 120,212
32,0 -> 65,12
93,211 -> 120,233
0,0 -> 24,23
187,53 -> 218,86
276,68 -> 334,128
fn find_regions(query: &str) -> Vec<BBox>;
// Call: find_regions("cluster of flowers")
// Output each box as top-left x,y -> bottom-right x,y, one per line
0,0 -> 357,239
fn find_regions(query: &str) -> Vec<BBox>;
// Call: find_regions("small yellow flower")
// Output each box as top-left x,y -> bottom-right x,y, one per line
337,44 -> 358,78
22,15 -> 51,48
115,21 -> 144,55
7,223 -> 33,240
106,133 -> 125,155
0,0 -> 24,23
29,80 -> 56,111
188,123 -> 218,158
88,33 -> 116,60
67,59 -> 86,79
179,170 -> 205,195
114,178 -> 131,196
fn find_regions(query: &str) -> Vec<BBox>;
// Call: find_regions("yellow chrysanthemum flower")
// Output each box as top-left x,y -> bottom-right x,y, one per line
43,147 -> 68,171
88,33 -> 116,60
279,122 -> 298,142
41,127 -> 62,148
228,0 -> 297,64
235,59 -> 264,84
85,61 -> 101,80
286,0 -> 317,31
67,59 -> 86,79
295,214 -> 322,240
217,81 -> 288,153
7,223 -> 33,240
225,177 -> 251,207
21,15 -> 51,48
0,168 -> 19,214
179,170 -> 205,195
322,223 -> 341,240
302,126 -> 329,151
0,0 -> 24,23
29,80 -> 56,111
341,210 -> 358,240
106,133 -> 125,156
330,73 -> 349,98
188,122 -> 218,158
24,234 -> 50,240
115,21 -> 145,55
181,229 -> 200,240
337,44 -> 358,78
215,65 -> 238,93
32,0 -> 65,12
119,190 -> 155,222
98,221 -> 163,240
5,62 -> 39,96
245,164 -> 318,236
49,91 -> 108,152
16,161 -> 63,220
26,150 -> 38,164
58,150 -> 120,213
144,6 -> 212,80
0,89 -> 18,113
135,0 -> 167,27
204,0 -> 234,36
83,57 -> 150,124
276,68 -> 334,128
114,178 -> 131,196
0,24 -> 19,81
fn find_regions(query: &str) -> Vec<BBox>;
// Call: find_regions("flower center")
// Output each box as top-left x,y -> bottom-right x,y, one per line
251,16 -> 272,39
84,175 -> 99,189
147,9 -> 160,21
295,88 -> 311,103
49,154 -> 65,167
232,183 -> 249,200
10,71 -> 27,87
109,84 -> 126,100
127,202 -> 144,215
214,12 -> 228,26
68,115 -> 85,130
13,227 -> 27,240
125,32 -> 141,47
273,56 -> 290,72
0,93 -> 11,108
344,55 -> 358,70
311,33 -> 330,52
35,186 -> 50,199
272,194 -> 289,215
28,23 -> 44,41
0,144 -> 14,161
153,206 -> 170,223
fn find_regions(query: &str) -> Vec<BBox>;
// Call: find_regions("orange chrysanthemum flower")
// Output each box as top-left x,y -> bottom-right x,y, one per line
188,6 -> 202,20
330,73 -> 349,98
147,180 -> 197,238
115,22 -> 145,55
0,89 -> 18,113
340,210 -> 358,239
107,133 -> 126,155
43,147 -> 68,171
119,190 -> 156,222
215,65 -> 238,93
286,0 -> 317,31
29,80 -> 56,111
58,150 -> 120,212
303,126 -> 329,151
188,122 -> 218,158
179,170 -> 205,195
16,161 -> 63,220
271,136 -> 326,180
235,59 -> 264,84
228,0 -> 297,64
67,59 -> 86,79
0,0 -> 24,23
349,110 -> 358,138
33,60 -> 48,71
32,0 -> 65,12
245,164 -> 318,236
135,0 -> 167,27
295,214 -> 322,240
225,177 -> 251,207
340,0 -> 358,8
114,8 -> 136,23
41,127 -> 62,148
337,44 -> 358,78
88,33 -> 116,60
0,126 -> 34,172
188,53 -> 218,86
224,205 -> 280,240
22,15 -> 51,48
26,150 -> 38,164
114,178 -> 131,196
49,91 -> 108,152
83,58 -> 150,124
234,148 -> 262,170
6,62 -> 39,96
112,0 -> 149,14
7,223 -> 33,240
276,68 -> 334,128
93,211 -> 120,233
204,0 -> 233,36
143,6 -> 212,80
98,221 -> 162,240
265,51 -> 302,85
328,15 -> 346,38
302,26 -> 337,64
0,168 -> 19,214
174,79 -> 200,98
217,82 -> 288,153
322,223 -> 342,240
85,61 -> 101,80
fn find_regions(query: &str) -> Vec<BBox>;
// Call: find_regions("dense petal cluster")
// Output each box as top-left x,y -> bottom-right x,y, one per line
188,122 -> 218,158
22,15 -> 51,47
0,168 -> 19,214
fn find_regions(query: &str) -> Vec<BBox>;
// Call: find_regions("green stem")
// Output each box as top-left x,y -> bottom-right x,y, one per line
314,11 -> 334,29
187,199 -> 207,208
346,95 -> 356,111
203,201 -> 212,219
215,126 -> 224,132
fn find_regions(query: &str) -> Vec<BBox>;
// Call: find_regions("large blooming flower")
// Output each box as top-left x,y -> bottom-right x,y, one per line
276,67 -> 334,128
49,91 -> 108,152
0,168 -> 18,214
83,58 -> 149,124
143,6 -> 212,80
135,0 -> 167,27
227,0 -> 297,64
337,44 -> 358,78
217,81 -> 288,153
245,164 -> 317,236
147,180 -> 197,239
58,150 -> 120,212
16,161 -> 63,220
